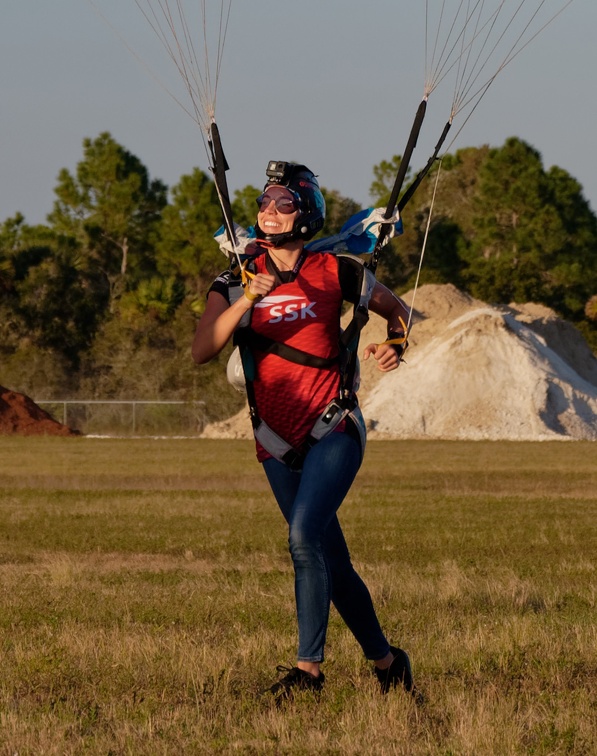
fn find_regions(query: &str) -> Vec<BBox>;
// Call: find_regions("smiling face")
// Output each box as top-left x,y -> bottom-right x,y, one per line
256,186 -> 299,236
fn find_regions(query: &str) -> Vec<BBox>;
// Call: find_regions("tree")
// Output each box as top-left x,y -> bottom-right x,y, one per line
0,214 -> 51,291
368,154 -> 463,290
0,215 -> 29,358
544,165 -> 597,319
155,168 -> 224,285
369,155 -> 411,208
319,188 -> 361,239
48,132 -> 167,308
232,184 -> 262,230
0,215 -> 107,369
464,138 -> 597,319
14,234 -> 108,368
118,276 -> 186,325
366,140 -> 597,344
586,295 -> 597,322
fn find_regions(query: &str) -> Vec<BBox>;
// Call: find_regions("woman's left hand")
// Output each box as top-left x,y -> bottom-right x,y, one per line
362,342 -> 403,372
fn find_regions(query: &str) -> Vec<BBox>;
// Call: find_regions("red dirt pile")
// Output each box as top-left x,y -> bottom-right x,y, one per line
0,386 -> 79,436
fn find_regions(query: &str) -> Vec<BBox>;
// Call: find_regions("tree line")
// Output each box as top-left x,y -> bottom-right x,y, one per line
1,132 -> 596,422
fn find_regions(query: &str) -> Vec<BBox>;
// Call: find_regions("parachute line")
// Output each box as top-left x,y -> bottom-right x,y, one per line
87,0 -> 205,138
397,1 -> 575,218
90,1 -> 233,141
445,0 -> 575,151
399,0 -> 575,342
423,0 -> 575,128
88,0 -> 240,257
407,158 -> 443,336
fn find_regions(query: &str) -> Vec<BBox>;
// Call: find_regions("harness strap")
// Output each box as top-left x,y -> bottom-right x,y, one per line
336,255 -> 377,399
253,420 -> 304,471
230,252 -> 375,468
253,399 -> 366,471
236,329 -> 338,370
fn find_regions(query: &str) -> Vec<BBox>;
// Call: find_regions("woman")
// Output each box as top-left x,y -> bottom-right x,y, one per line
193,161 -> 415,700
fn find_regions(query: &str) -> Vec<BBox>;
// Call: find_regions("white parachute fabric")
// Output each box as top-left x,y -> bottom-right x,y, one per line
213,223 -> 256,258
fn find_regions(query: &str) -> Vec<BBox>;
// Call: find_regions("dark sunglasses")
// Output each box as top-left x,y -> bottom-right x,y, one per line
256,190 -> 299,214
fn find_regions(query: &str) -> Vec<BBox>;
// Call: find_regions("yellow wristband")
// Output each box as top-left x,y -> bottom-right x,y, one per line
240,261 -> 260,301
383,335 -> 407,347
243,287 -> 260,302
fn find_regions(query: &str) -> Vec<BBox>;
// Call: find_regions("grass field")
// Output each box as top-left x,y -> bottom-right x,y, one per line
0,437 -> 595,755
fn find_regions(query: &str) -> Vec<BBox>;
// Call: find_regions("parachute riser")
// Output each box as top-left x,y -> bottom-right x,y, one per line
368,97 -> 427,273
208,120 -> 239,266
397,118 -> 452,212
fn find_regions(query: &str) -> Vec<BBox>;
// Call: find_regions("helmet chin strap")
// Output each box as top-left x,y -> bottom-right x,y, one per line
255,219 -> 309,247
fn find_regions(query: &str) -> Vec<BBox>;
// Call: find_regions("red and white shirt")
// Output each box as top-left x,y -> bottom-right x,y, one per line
210,250 -> 359,462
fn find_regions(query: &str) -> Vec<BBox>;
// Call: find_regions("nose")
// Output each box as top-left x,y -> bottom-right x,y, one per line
262,198 -> 277,213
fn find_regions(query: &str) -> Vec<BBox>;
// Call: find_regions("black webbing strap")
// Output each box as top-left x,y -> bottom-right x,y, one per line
338,304 -> 369,400
236,329 -> 338,370
397,119 -> 452,212
369,98 -> 428,273
237,343 -> 262,432
340,305 -> 369,353
209,121 -> 237,256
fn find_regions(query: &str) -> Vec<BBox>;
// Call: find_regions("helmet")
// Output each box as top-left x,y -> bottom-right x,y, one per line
255,161 -> 326,246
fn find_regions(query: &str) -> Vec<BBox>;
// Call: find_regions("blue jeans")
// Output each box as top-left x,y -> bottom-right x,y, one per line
263,431 -> 391,663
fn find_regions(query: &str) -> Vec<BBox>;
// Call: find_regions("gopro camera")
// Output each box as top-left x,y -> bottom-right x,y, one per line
266,160 -> 289,182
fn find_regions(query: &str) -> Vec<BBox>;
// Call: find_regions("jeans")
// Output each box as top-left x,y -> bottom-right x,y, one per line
263,431 -> 391,663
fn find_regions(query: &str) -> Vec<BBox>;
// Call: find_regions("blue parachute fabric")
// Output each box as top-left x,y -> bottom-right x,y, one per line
213,223 -> 257,263
306,207 -> 403,255
213,208 -> 403,259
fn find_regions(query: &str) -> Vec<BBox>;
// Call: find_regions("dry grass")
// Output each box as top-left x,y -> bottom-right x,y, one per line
0,437 -> 596,754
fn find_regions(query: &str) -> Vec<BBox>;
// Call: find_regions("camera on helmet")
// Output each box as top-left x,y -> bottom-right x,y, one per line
266,160 -> 290,182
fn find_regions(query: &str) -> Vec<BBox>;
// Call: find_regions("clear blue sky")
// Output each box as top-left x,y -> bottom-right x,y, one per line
1,1 -> 595,226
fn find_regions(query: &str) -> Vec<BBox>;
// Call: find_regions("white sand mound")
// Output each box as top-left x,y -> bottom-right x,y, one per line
363,285 -> 597,440
201,284 -> 597,441
201,407 -> 253,439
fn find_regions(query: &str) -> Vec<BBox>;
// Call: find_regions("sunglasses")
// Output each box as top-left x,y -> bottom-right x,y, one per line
256,190 -> 299,214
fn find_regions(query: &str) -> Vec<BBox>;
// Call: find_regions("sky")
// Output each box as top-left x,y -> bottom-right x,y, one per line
1,1 -> 595,228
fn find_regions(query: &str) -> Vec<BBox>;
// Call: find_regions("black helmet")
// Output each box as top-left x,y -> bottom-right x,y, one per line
255,160 -> 326,246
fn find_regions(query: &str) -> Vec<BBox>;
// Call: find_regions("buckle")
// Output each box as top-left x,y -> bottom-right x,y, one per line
282,449 -> 304,471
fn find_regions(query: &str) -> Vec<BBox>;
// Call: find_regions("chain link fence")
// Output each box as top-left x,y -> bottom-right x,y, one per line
35,400 -> 208,437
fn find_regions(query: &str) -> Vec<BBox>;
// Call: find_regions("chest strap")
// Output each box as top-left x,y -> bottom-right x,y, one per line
235,329 -> 338,370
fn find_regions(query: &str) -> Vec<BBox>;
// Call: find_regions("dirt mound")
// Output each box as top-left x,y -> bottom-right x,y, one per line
201,410 -> 252,440
0,386 -> 79,436
363,285 -> 597,440
201,284 -> 597,441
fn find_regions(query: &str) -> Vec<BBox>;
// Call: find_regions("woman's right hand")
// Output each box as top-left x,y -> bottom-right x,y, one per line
192,272 -> 277,364
244,272 -> 276,303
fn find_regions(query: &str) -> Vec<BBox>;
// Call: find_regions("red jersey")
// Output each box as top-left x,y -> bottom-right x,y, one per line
247,251 -> 343,461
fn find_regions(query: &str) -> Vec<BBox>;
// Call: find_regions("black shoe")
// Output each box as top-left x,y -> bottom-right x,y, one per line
374,646 -> 414,695
265,665 -> 325,702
